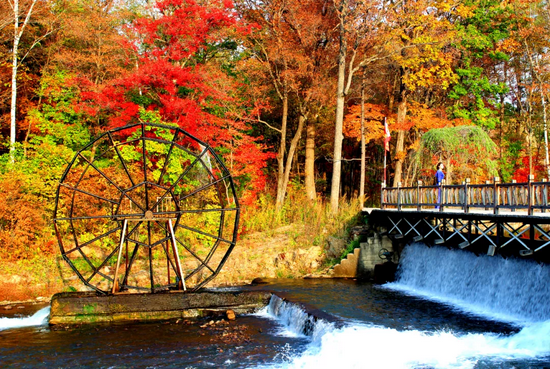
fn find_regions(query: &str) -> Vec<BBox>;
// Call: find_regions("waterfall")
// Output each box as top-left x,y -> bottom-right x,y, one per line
257,293 -> 550,369
387,242 -> 550,324
254,247 -> 550,368
256,295 -> 334,341
0,306 -> 50,331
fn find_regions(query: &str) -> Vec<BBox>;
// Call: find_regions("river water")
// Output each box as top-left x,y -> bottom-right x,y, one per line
1,242 -> 549,368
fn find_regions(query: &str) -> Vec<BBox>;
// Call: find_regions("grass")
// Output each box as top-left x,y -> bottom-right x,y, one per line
242,186 -> 362,255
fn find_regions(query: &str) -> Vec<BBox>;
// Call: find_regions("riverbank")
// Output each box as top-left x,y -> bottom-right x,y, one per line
0,223 -> 354,305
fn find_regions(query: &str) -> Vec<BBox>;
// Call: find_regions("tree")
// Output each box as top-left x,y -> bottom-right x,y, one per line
5,0 -> 53,155
418,125 -> 498,183
79,0 -> 271,203
385,0 -> 458,187
237,0 -> 336,208
448,0 -> 513,130
330,0 -> 388,213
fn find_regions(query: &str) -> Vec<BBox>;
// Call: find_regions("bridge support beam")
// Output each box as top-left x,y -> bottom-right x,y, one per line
368,209 -> 550,262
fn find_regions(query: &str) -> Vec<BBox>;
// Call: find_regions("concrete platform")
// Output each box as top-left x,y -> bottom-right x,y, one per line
49,290 -> 272,326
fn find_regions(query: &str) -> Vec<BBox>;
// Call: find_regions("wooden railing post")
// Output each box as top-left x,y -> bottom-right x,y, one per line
464,178 -> 470,213
381,181 -> 386,209
490,180 -> 491,210
417,180 -> 422,211
528,174 -> 534,215
494,177 -> 500,214
439,179 -> 445,212
397,182 -> 402,211
544,178 -> 548,213
511,179 -> 517,212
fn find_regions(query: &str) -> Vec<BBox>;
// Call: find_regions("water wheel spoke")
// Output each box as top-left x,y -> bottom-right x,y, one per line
173,237 -> 216,275
151,151 -> 205,211
179,175 -> 231,203
64,226 -> 122,255
59,183 -> 118,205
156,130 -> 179,187
154,221 -> 216,275
78,153 -> 145,212
108,131 -> 136,187
175,223 -> 232,245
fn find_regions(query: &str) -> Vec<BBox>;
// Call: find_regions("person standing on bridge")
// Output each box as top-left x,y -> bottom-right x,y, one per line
435,162 -> 445,186
435,162 -> 445,209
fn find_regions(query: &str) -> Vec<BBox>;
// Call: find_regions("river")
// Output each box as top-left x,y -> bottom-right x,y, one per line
1,242 -> 549,368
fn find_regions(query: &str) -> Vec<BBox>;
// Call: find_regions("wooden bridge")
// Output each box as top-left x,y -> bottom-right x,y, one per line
366,175 -> 550,262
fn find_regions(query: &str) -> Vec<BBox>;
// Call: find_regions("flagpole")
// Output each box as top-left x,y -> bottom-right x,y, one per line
382,116 -> 388,208
383,116 -> 388,186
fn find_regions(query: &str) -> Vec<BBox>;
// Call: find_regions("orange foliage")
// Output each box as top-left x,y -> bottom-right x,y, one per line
406,102 -> 457,131
344,102 -> 456,148
0,176 -> 53,261
343,103 -> 390,144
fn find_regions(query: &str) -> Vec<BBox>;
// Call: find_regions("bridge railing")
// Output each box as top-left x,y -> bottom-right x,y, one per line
381,175 -> 550,215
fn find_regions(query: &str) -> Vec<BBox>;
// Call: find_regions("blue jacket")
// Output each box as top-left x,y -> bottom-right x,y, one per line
436,169 -> 445,185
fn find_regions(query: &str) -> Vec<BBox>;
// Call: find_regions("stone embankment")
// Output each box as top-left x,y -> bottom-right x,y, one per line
331,233 -> 395,279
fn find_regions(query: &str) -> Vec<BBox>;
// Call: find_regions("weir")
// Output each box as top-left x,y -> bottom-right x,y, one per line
386,242 -> 550,324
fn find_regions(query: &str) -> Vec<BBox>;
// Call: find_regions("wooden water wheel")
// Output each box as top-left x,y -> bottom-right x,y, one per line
53,122 -> 240,294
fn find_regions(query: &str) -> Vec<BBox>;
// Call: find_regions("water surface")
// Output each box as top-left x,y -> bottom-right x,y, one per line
1,243 -> 549,368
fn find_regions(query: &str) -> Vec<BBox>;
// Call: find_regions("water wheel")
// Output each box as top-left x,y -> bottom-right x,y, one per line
53,122 -> 240,294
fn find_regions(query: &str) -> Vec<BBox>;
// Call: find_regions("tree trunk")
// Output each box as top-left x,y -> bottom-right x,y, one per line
445,158 -> 452,184
305,120 -> 316,201
359,74 -> 365,205
281,114 -> 306,196
330,12 -> 347,214
9,0 -> 38,159
275,91 -> 289,209
392,96 -> 407,187
10,0 -> 21,156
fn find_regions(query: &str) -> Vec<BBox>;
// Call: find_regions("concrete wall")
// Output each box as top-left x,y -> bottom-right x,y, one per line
357,233 -> 394,280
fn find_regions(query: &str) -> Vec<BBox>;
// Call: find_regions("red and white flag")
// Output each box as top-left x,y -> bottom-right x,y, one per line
383,117 -> 390,152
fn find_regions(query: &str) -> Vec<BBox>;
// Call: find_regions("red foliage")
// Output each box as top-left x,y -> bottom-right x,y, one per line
512,156 -> 545,182
77,0 -> 271,202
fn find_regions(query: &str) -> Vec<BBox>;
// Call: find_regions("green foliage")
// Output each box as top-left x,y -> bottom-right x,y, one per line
31,70 -> 91,150
418,125 -> 498,181
448,0 -> 513,129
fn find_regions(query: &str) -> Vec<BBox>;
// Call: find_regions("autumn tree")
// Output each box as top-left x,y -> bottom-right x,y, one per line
237,0 -> 336,208
47,0 -> 132,88
385,0 -> 459,187
330,0 -> 389,213
79,0 -> 271,203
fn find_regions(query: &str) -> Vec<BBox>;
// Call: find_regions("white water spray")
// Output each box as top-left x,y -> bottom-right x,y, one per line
256,295 -> 334,340
0,306 -> 50,331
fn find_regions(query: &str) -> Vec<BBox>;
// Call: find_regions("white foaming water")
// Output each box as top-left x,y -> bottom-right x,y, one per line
386,242 -> 550,324
255,295 -> 334,340
257,244 -> 550,368
261,321 -> 550,369
0,306 -> 50,331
